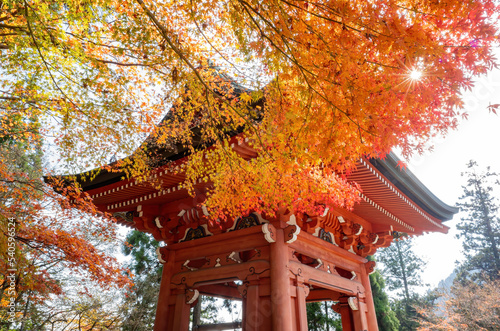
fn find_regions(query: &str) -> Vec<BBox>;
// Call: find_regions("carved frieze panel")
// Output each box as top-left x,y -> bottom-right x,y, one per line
180,224 -> 213,242
304,210 -> 395,257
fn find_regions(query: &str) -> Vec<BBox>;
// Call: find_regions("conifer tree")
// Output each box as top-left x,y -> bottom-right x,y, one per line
306,301 -> 341,331
368,256 -> 400,331
376,233 -> 427,330
456,161 -> 500,281
120,231 -> 162,330
376,233 -> 426,301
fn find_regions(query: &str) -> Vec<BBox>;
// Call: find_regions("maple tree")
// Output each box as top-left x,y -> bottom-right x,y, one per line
417,277 -> 500,331
0,117 -> 130,326
17,284 -> 123,330
2,0 -> 500,221
1,1 -> 500,324
131,0 -> 500,219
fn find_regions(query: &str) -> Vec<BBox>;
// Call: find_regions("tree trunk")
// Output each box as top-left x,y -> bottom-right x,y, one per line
395,240 -> 410,301
324,301 -> 330,331
476,182 -> 500,274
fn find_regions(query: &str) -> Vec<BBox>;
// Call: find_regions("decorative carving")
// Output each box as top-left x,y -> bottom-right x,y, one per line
365,260 -> 376,275
156,247 -> 167,264
348,297 -> 359,311
335,266 -> 354,279
293,252 -> 322,268
237,281 -> 249,298
284,224 -> 300,243
225,213 -> 268,232
232,214 -> 260,231
318,228 -> 333,244
240,249 -> 261,262
180,225 -> 212,242
182,258 -> 209,271
227,249 -> 261,264
154,216 -> 164,229
201,205 -> 210,217
228,251 -> 242,263
183,259 -> 195,271
350,271 -> 357,280
262,223 -> 276,243
353,223 -> 363,236
303,285 -> 310,297
286,213 -> 297,225
214,257 -> 221,267
186,289 -> 199,305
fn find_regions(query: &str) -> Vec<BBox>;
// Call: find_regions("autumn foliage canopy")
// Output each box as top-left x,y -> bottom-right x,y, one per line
1,0 -> 500,307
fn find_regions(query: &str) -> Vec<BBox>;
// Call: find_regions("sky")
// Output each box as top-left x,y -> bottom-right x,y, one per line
398,58 -> 500,289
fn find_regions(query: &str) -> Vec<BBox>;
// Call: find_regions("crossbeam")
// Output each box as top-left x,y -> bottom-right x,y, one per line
194,321 -> 242,330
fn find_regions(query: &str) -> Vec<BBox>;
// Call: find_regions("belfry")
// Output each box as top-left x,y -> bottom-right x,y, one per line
73,141 -> 456,330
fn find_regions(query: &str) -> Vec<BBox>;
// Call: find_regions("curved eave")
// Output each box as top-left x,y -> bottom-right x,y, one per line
67,142 -> 190,192
51,92 -> 263,192
368,152 -> 458,222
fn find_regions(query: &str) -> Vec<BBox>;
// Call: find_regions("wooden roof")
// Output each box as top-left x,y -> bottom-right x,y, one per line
77,136 -> 456,235
52,71 -> 457,235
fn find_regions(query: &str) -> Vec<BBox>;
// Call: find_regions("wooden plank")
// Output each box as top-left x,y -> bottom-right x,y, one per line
171,260 -> 270,288
194,322 -> 242,330
289,261 -> 363,296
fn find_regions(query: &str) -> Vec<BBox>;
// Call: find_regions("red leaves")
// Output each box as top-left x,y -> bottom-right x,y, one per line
487,103 -> 500,115
4,1 -> 500,300
397,160 -> 407,171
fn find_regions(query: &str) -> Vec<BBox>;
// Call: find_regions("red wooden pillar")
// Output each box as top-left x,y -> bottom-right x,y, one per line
352,300 -> 369,331
172,290 -> 191,331
154,249 -> 175,331
294,279 -> 308,331
360,262 -> 379,331
269,228 -> 293,331
338,298 -> 354,331
244,281 -> 260,330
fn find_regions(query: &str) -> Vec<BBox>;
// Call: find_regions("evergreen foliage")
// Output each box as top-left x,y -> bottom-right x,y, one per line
120,231 -> 161,330
391,292 -> 438,331
376,233 -> 426,300
455,161 -> 500,281
368,256 -> 400,331
306,301 -> 341,331
376,233 -> 427,330
417,161 -> 500,330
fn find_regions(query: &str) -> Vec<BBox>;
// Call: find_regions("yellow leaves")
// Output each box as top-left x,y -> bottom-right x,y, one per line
4,0 -> 500,227
239,92 -> 252,104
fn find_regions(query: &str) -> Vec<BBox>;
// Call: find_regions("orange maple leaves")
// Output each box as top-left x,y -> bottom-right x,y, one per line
46,0 -> 497,220
2,1 -> 500,300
